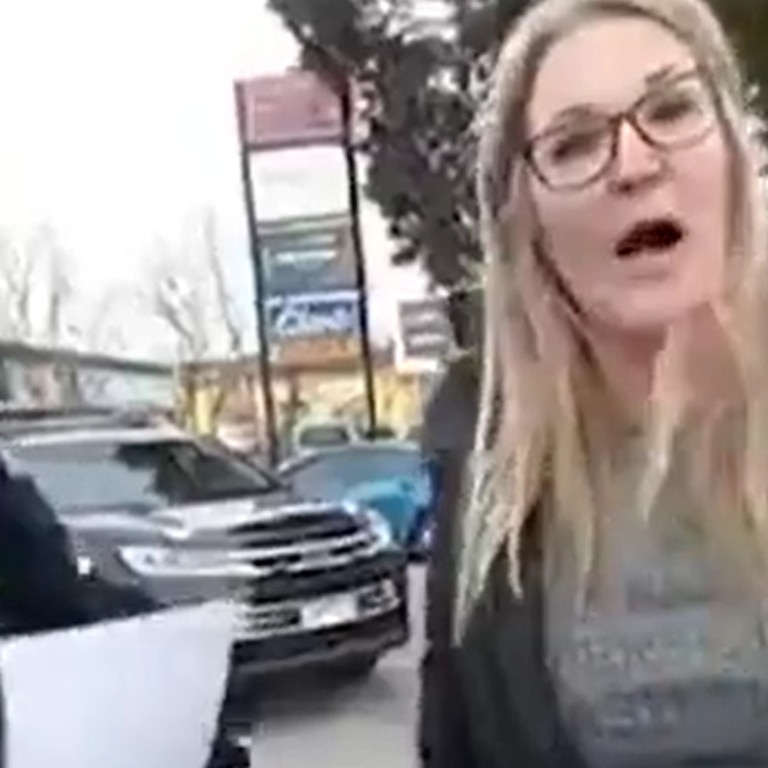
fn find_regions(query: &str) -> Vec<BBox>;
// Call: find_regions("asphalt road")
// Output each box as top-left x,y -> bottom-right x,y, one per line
247,566 -> 426,768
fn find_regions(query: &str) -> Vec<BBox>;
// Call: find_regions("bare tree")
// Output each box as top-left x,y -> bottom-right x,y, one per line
0,224 -> 134,406
0,235 -> 36,340
0,224 -> 75,346
153,267 -> 212,360
77,288 -> 132,355
29,225 -> 74,348
149,209 -> 247,362
0,224 -> 132,359
148,209 -> 253,431
200,212 -> 244,358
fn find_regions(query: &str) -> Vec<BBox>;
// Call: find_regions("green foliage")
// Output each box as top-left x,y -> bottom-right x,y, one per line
268,0 -> 528,287
710,0 -> 768,118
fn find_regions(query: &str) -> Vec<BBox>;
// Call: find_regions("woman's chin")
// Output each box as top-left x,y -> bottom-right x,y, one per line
593,292 -> 711,336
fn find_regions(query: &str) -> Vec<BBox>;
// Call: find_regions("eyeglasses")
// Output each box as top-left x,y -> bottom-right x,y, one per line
523,70 -> 719,192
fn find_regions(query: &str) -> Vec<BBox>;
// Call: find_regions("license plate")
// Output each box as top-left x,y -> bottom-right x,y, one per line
303,593 -> 358,630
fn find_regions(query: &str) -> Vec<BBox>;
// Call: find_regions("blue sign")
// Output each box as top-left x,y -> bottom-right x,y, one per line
261,217 -> 355,298
266,291 -> 360,341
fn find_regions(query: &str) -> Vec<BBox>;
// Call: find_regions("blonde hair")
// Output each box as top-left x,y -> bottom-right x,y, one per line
456,0 -> 768,636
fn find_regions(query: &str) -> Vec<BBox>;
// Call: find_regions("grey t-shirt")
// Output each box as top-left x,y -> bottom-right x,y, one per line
545,440 -> 768,767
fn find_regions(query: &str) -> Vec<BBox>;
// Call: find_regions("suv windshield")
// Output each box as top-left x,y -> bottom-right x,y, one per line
7,438 -> 281,514
288,448 -> 425,499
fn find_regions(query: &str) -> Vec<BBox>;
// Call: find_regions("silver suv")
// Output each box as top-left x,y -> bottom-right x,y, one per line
0,408 -> 409,685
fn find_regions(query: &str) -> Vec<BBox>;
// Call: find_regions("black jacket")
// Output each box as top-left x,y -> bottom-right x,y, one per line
418,353 -> 586,767
0,466 -> 93,633
419,351 -> 480,642
0,462 -> 157,633
420,499 -> 590,768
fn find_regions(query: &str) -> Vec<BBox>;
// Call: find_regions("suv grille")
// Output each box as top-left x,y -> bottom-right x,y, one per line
233,511 -> 360,547
231,508 -> 374,574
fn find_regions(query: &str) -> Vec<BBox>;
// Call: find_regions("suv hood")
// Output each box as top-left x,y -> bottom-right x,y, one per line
154,496 -> 354,535
63,492 -> 355,541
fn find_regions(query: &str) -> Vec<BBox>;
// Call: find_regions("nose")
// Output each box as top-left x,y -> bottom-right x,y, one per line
608,119 -> 666,194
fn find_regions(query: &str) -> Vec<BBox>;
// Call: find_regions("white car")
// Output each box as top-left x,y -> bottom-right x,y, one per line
292,419 -> 358,456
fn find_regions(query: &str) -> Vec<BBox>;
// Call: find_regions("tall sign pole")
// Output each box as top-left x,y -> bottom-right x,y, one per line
339,79 -> 377,436
234,82 -> 280,467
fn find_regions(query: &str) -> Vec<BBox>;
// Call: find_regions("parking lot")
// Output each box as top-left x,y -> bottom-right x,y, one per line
248,566 -> 425,768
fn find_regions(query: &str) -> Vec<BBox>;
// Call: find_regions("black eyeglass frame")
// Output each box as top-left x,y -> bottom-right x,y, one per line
522,68 -> 720,192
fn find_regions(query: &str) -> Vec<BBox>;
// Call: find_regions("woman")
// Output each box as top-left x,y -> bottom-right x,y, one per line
420,0 -> 768,766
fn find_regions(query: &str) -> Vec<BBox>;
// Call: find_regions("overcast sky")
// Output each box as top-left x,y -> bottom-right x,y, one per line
0,0 -> 423,358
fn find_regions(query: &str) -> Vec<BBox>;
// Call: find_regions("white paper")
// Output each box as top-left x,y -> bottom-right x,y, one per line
0,600 -> 236,768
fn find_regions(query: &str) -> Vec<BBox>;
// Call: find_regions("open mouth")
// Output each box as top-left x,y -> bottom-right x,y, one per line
615,218 -> 686,259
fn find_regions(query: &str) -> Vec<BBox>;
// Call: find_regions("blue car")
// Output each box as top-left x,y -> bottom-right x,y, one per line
278,442 -> 434,558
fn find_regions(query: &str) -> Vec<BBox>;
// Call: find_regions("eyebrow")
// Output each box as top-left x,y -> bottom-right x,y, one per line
539,63 -> 691,132
644,63 -> 684,87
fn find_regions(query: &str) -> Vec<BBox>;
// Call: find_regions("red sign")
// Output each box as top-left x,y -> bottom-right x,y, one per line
235,71 -> 343,151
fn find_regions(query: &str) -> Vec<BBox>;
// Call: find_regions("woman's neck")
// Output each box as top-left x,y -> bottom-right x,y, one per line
587,325 -> 667,420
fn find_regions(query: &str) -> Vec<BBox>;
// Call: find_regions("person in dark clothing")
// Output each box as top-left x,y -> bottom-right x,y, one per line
418,283 -> 482,766
418,282 -> 482,637
0,471 -> 92,632
418,1 -> 768,767
411,284 -> 481,553
0,461 -> 248,768
417,348 -> 479,768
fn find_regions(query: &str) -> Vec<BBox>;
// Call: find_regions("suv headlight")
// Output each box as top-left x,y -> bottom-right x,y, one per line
67,536 -> 97,578
75,554 -> 96,577
355,506 -> 394,549
119,546 -> 249,576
